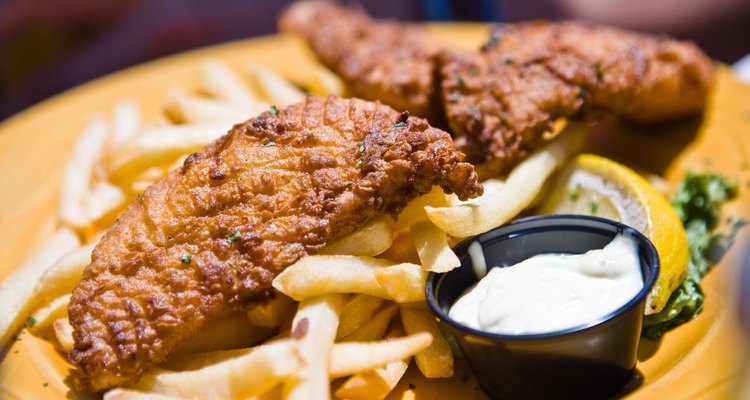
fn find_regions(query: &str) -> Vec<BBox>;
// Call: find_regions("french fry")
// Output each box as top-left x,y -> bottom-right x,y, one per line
306,64 -> 346,97
172,312 -> 277,355
81,181 -> 127,227
283,294 -> 346,400
336,294 -> 384,340
132,339 -> 302,399
412,220 -> 460,273
321,216 -> 393,256
374,263 -> 427,303
199,59 -> 260,106
111,101 -> 141,146
425,125 -> 584,237
246,292 -> 297,329
104,388 -> 183,400
247,63 -> 306,106
106,120 -> 236,180
392,186 -> 449,232
0,227 -> 79,349
53,318 -> 74,353
329,332 -> 432,379
400,307 -> 453,378
341,303 -> 398,342
34,243 -> 94,302
162,88 -> 262,123
335,324 -> 410,400
272,256 -> 394,301
60,116 -> 109,229
28,294 -> 70,334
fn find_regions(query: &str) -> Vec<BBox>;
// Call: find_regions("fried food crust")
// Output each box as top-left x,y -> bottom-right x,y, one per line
279,1 -> 442,120
68,96 -> 481,391
442,21 -> 714,177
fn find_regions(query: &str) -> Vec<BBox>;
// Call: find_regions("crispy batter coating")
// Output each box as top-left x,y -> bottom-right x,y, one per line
441,21 -> 714,177
279,1 -> 442,120
68,96 -> 482,391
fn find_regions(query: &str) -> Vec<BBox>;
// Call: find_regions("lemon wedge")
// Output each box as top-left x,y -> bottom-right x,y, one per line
541,154 -> 689,314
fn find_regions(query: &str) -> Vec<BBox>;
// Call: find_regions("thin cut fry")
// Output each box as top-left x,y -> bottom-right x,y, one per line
34,243 -> 95,302
335,324 -> 409,400
28,294 -> 70,334
247,63 -> 306,106
246,292 -> 297,328
329,332 -> 432,378
336,294 -> 384,340
374,263 -> 427,303
321,216 -> 393,256
199,59 -> 260,106
392,186 -> 449,232
272,256 -> 393,301
412,220 -> 460,273
60,116 -> 109,229
81,181 -> 127,227
107,120 -> 236,180
400,307 -> 453,378
0,227 -> 79,349
306,64 -> 346,97
341,303 -> 398,342
53,318 -> 74,353
162,88 -> 261,123
132,339 -> 301,399
111,101 -> 141,146
104,388 -> 183,400
283,294 -> 346,400
425,125 -> 584,237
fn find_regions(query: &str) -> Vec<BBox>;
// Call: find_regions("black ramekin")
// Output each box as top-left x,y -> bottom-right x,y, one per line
426,215 -> 660,400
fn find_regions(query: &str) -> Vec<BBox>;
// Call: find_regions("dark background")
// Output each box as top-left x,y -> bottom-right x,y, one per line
1,0 -> 749,122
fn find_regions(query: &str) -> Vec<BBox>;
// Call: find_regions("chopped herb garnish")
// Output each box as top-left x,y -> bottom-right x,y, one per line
484,35 -> 500,49
181,253 -> 192,264
26,316 -> 37,328
357,158 -> 363,166
449,92 -> 461,102
569,186 -> 581,202
578,86 -> 587,98
590,201 -> 599,214
595,64 -> 604,80
357,142 -> 365,153
227,231 -> 241,243
456,72 -> 465,87
269,105 -> 279,115
228,262 -> 237,270
394,111 -> 409,128
261,141 -> 276,147
43,382 -> 48,388
468,104 -> 479,114
469,66 -> 479,77
408,383 -> 417,389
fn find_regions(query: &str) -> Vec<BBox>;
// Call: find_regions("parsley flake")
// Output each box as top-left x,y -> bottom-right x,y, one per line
595,64 -> 604,80
261,141 -> 276,147
484,35 -> 500,49
357,159 -> 363,166
357,142 -> 365,153
408,383 -> 417,389
456,72 -> 465,87
469,66 -> 479,77
227,231 -> 241,243
26,316 -> 37,328
449,92 -> 461,102
181,253 -> 192,264
269,105 -> 279,115
590,201 -> 599,214
394,121 -> 406,128
578,86 -> 587,98
569,186 -> 581,202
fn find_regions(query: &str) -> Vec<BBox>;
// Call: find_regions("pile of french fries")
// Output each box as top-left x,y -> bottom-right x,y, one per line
0,57 -> 583,399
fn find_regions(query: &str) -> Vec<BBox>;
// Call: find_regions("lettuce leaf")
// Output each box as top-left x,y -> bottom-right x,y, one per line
642,172 -> 743,339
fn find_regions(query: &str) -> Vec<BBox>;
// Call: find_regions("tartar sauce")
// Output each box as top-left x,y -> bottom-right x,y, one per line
449,234 -> 643,335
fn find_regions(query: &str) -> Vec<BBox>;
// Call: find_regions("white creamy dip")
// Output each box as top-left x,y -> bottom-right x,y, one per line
449,234 -> 643,335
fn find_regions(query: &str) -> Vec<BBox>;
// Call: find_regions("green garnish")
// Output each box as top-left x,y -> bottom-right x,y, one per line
456,72 -> 465,87
357,159 -> 363,166
449,92 -> 461,102
577,86 -> 587,98
589,201 -> 598,214
643,173 -> 742,339
227,231 -> 241,243
26,316 -> 37,328
357,142 -> 365,153
408,383 -> 417,389
181,253 -> 192,264
394,121 -> 406,128
569,186 -> 581,202
469,67 -> 479,77
261,141 -> 276,147
484,35 -> 500,49
595,64 -> 604,80
468,104 -> 479,114
269,105 -> 279,116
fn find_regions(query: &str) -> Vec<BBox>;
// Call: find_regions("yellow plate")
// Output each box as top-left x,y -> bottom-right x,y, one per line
1,24 -> 749,399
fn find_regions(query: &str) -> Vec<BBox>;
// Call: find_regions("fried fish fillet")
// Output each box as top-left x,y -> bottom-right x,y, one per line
279,0 -> 442,120
441,21 -> 714,177
68,96 -> 482,390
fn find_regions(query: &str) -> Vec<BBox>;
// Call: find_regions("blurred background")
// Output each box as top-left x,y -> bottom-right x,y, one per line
1,0 -> 749,121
